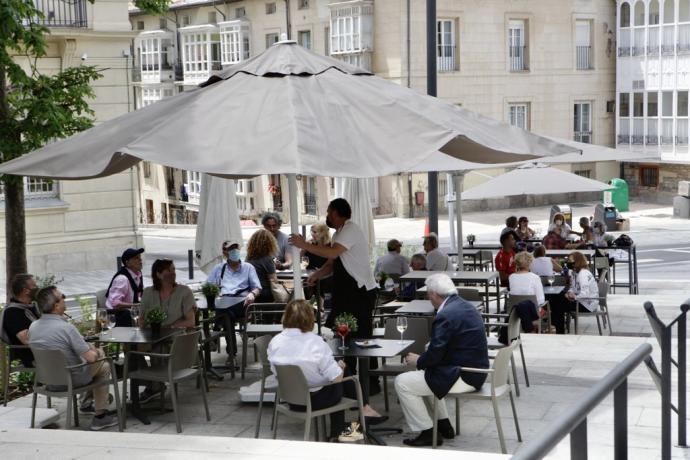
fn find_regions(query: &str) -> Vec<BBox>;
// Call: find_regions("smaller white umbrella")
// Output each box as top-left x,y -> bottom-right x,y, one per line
194,174 -> 244,274
461,162 -> 612,201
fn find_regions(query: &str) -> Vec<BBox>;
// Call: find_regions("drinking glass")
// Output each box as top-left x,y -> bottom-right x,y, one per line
300,256 -> 309,270
396,316 -> 408,344
107,313 -> 116,331
97,310 -> 109,335
336,324 -> 350,351
130,306 -> 140,326
547,276 -> 555,287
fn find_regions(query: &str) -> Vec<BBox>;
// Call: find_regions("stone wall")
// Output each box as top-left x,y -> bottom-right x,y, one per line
623,163 -> 690,205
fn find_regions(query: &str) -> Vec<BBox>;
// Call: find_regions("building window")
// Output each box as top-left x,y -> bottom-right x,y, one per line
208,12 -> 217,24
330,1 -> 374,54
639,166 -> 659,187
236,7 -> 246,18
508,19 -> 528,71
137,21 -> 144,30
143,161 -> 152,178
661,91 -> 674,145
325,26 -> 330,54
298,0 -> 309,9
437,19 -> 457,72
180,26 -> 221,84
574,170 -> 591,178
647,91 -> 659,145
265,33 -> 279,49
575,20 -> 592,70
266,3 -> 276,15
220,19 -> 251,65
632,92 -> 644,144
618,92 -> 630,144
298,30 -> 312,49
303,176 -> 318,215
182,15 -> 191,26
508,103 -> 530,130
141,87 -> 162,107
677,90 -> 689,145
159,18 -> 167,29
136,33 -> 174,84
574,102 -> 592,143
0,178 -> 59,200
185,171 -> 201,204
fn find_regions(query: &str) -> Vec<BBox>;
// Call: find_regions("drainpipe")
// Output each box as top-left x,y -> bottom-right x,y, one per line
406,0 -> 411,88
426,0 -> 438,234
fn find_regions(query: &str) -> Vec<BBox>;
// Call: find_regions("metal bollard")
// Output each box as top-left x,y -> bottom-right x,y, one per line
188,249 -> 194,280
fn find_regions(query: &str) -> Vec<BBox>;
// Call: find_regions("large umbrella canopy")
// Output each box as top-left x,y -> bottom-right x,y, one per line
461,163 -> 612,201
194,174 -> 243,274
0,42 -> 579,180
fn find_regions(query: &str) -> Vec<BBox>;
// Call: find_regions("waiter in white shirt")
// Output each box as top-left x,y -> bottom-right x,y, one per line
289,198 -> 378,339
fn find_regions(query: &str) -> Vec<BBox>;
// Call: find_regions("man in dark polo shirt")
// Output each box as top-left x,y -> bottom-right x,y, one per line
1,274 -> 39,367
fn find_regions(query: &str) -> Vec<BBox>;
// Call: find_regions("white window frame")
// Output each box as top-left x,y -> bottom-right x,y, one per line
574,101 -> 593,143
265,32 -> 279,49
185,171 -> 201,204
220,19 -> 250,65
298,30 -> 312,49
180,25 -> 220,84
508,103 -> 530,130
0,178 -> 58,200
436,19 -> 456,72
508,19 -> 527,71
141,87 -> 162,107
575,20 -> 592,70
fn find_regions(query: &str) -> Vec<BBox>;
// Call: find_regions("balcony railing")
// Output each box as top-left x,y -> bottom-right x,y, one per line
661,135 -> 674,145
676,136 -> 689,145
437,45 -> 456,72
509,45 -> 528,71
574,131 -> 592,143
617,134 -> 630,145
648,26 -> 660,55
632,135 -> 644,145
662,26 -> 675,54
576,46 -> 592,70
646,135 -> 659,145
29,0 -> 88,28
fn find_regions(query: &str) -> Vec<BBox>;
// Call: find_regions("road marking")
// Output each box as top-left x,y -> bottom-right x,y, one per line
661,249 -> 690,254
637,247 -> 690,253
636,259 -> 664,263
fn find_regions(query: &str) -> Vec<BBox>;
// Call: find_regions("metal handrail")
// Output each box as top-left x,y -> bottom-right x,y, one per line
512,343 -> 653,460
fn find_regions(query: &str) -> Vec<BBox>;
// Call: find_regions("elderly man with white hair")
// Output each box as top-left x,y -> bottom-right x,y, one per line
394,273 -> 489,447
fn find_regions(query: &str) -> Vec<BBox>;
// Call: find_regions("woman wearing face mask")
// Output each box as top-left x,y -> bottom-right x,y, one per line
549,251 -> 599,334
140,259 -> 196,328
591,221 -> 608,247
548,213 -> 576,240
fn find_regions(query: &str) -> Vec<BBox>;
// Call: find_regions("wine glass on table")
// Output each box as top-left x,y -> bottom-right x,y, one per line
300,256 -> 309,270
396,316 -> 408,344
547,275 -> 555,288
336,323 -> 350,351
98,310 -> 109,335
107,313 -> 116,331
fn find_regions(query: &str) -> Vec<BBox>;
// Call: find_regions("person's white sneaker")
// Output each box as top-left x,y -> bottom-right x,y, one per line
89,413 -> 118,431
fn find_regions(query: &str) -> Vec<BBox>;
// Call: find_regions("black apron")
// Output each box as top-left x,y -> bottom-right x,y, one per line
327,256 -> 375,339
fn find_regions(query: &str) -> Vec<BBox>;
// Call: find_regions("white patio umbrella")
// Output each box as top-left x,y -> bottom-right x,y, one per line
194,174 -> 244,274
460,162 -> 613,201
0,41 -> 582,295
339,178 -> 375,257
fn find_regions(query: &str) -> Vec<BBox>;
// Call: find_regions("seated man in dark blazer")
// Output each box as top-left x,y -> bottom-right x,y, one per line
394,273 -> 489,447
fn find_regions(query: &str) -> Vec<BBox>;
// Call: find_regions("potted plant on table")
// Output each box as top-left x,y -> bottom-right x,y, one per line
333,313 -> 358,351
201,282 -> 220,310
145,308 -> 167,336
466,234 -> 476,247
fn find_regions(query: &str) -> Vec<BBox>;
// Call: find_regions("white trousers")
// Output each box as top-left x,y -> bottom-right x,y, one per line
394,370 -> 475,432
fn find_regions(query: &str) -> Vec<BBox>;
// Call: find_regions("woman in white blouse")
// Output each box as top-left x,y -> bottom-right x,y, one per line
529,245 -> 562,277
509,252 -> 544,332
268,300 -> 384,441
548,213 -> 576,240
551,251 -> 599,334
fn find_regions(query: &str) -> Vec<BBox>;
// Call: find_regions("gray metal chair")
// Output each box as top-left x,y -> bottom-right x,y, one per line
2,342 -> 44,407
241,302 -> 286,379
457,287 -> 482,302
253,334 -> 277,438
123,330 -> 210,433
431,342 -> 521,453
485,305 -> 529,396
478,250 -> 495,271
570,279 -> 612,335
272,364 -> 366,442
29,347 -> 122,431
369,317 -> 430,411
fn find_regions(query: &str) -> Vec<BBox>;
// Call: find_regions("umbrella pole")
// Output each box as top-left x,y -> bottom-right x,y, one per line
447,172 -> 456,252
287,173 -> 304,299
453,172 -> 464,264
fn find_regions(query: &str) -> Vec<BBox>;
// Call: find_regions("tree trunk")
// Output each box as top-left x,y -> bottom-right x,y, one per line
4,178 -> 27,303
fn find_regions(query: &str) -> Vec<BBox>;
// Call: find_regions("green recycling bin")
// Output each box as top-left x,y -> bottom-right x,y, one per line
606,178 -> 629,212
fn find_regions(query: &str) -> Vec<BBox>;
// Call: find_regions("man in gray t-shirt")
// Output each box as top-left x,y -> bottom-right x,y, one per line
262,212 -> 293,270
29,286 -> 118,430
